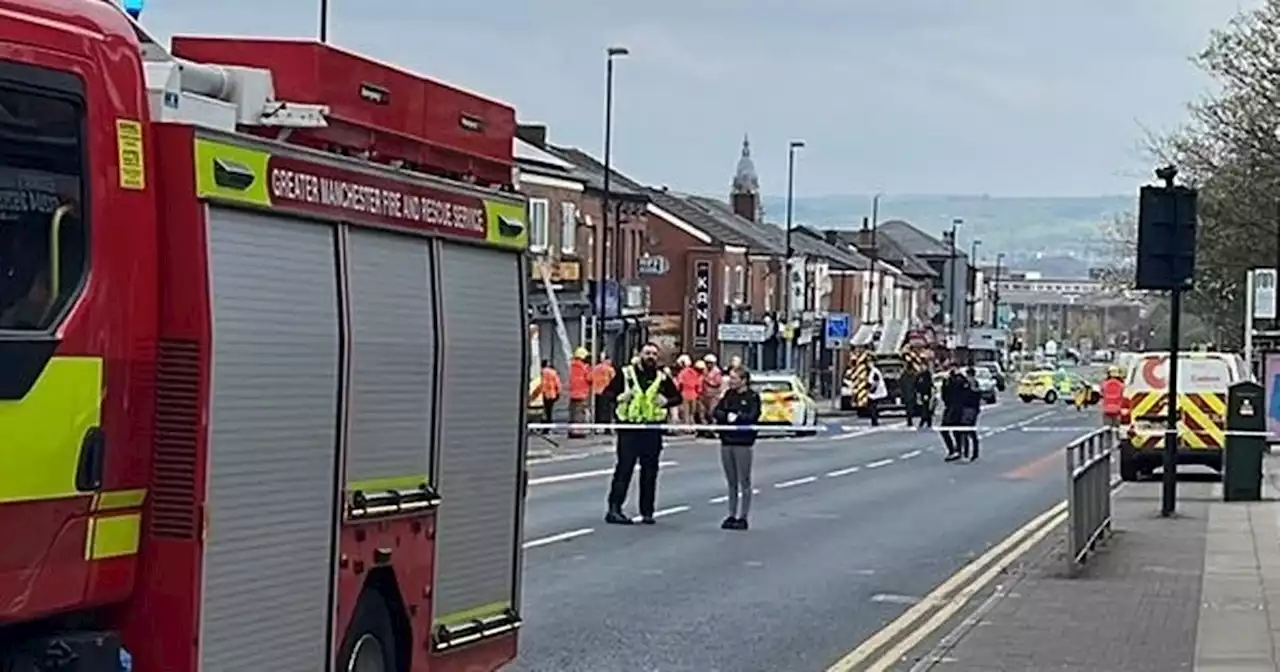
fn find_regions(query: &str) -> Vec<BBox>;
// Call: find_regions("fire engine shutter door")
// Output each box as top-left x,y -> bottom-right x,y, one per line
202,207 -> 341,672
434,242 -> 524,630
345,229 -> 435,492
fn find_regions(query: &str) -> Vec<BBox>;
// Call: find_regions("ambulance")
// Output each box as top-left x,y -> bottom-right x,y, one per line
1118,351 -> 1246,481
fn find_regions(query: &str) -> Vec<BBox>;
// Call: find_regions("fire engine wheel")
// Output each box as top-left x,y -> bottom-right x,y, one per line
1044,390 -> 1058,404
341,590 -> 400,672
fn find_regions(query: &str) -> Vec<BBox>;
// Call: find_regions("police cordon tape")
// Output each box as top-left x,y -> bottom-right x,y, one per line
525,422 -> 1280,438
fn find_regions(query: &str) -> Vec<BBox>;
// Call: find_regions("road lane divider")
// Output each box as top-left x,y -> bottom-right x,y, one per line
523,528 -> 594,549
825,466 -> 861,477
824,500 -> 1068,671
865,459 -> 894,469
900,450 -> 922,459
528,461 -> 678,486
635,505 -> 690,522
775,476 -> 818,489
709,489 -> 760,504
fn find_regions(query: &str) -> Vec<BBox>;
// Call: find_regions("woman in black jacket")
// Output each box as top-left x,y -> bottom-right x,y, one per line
960,367 -> 983,461
712,367 -> 762,530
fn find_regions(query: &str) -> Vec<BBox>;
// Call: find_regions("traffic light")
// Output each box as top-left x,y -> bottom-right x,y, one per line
1135,184 -> 1197,290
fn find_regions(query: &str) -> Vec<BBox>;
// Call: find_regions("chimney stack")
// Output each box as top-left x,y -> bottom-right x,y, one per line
516,124 -> 548,148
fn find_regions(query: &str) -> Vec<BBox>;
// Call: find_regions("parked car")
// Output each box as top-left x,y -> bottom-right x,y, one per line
975,363 -> 1005,391
972,367 -> 999,404
754,372 -> 820,437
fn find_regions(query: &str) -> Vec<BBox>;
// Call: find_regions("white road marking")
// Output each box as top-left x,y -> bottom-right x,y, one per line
865,459 -> 894,469
528,460 -> 677,486
523,528 -> 594,549
527,452 -> 603,466
710,489 -> 761,504
826,466 -> 861,477
774,476 -> 818,489
900,450 -> 922,459
633,505 -> 690,522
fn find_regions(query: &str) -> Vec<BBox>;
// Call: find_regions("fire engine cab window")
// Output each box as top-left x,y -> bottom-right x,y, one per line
0,86 -> 85,331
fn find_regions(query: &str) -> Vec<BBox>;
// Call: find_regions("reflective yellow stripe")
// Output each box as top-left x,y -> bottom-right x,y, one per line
1128,392 -> 1226,450
348,475 -> 429,492
436,601 -> 511,629
92,488 -> 147,512
84,512 -> 141,560
0,357 -> 103,503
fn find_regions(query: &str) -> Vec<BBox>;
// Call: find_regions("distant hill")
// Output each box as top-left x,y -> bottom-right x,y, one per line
755,193 -> 1133,277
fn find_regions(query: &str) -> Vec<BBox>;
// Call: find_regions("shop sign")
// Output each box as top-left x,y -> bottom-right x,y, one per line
693,261 -> 711,348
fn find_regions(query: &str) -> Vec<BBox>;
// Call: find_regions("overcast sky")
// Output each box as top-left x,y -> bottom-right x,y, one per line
137,0 -> 1254,198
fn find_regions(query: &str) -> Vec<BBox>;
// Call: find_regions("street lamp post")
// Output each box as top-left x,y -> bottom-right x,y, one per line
319,0 -> 329,42
783,140 -> 805,371
993,252 -> 1005,326
945,218 -> 961,343
867,192 -> 882,323
592,45 -> 628,372
969,239 -> 982,327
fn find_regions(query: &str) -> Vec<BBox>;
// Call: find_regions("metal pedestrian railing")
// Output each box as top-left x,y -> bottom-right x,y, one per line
1066,427 -> 1115,573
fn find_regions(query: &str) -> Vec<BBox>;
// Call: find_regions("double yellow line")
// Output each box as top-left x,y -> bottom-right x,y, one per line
825,501 -> 1070,672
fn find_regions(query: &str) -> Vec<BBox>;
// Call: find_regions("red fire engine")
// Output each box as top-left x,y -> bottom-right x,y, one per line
0,1 -> 530,670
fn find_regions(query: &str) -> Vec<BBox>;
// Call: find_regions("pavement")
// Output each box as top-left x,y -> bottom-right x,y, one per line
510,395 -> 1102,672
863,451 -> 1280,671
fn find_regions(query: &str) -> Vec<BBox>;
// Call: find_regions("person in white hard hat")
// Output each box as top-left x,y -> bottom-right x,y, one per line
699,354 -> 723,435
674,354 -> 702,429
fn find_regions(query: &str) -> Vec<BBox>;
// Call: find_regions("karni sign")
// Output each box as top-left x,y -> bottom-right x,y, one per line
692,260 -> 712,348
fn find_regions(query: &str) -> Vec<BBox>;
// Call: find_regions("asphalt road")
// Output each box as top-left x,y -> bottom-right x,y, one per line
511,396 -> 1104,672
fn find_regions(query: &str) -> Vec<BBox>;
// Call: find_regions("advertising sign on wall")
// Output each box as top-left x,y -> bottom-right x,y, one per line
1254,269 -> 1278,320
1266,353 -> 1280,441
692,261 -> 711,348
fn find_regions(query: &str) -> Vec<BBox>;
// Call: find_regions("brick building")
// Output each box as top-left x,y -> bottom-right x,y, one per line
516,124 -> 652,364
514,136 -> 589,391
636,137 -> 872,390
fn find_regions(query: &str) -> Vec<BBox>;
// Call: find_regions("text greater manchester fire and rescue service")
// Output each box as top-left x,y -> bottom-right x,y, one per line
269,166 -> 486,232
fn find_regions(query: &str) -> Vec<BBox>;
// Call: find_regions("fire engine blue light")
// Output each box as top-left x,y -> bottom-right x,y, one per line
123,0 -> 144,18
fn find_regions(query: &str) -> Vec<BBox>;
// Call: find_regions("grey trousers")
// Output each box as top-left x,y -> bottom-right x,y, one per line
719,444 -> 754,518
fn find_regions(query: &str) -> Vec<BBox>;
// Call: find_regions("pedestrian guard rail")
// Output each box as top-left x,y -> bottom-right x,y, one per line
1066,426 -> 1115,573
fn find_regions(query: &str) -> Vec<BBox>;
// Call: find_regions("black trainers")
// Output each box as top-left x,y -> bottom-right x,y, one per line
721,516 -> 737,530
733,518 -> 749,530
639,516 -> 656,525
605,511 -> 633,525
944,453 -> 961,462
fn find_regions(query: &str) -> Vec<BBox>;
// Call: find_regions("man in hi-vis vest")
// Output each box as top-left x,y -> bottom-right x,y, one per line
601,342 -> 682,525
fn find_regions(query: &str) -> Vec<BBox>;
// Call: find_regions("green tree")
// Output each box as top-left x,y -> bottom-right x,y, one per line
1148,0 -> 1280,348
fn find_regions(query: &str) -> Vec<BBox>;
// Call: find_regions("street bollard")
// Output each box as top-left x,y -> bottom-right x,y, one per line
1224,380 -> 1265,502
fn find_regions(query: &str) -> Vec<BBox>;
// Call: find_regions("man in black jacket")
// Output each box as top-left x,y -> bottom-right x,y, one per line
600,342 -> 682,525
900,367 -> 919,427
915,365 -> 936,429
940,362 -> 971,461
